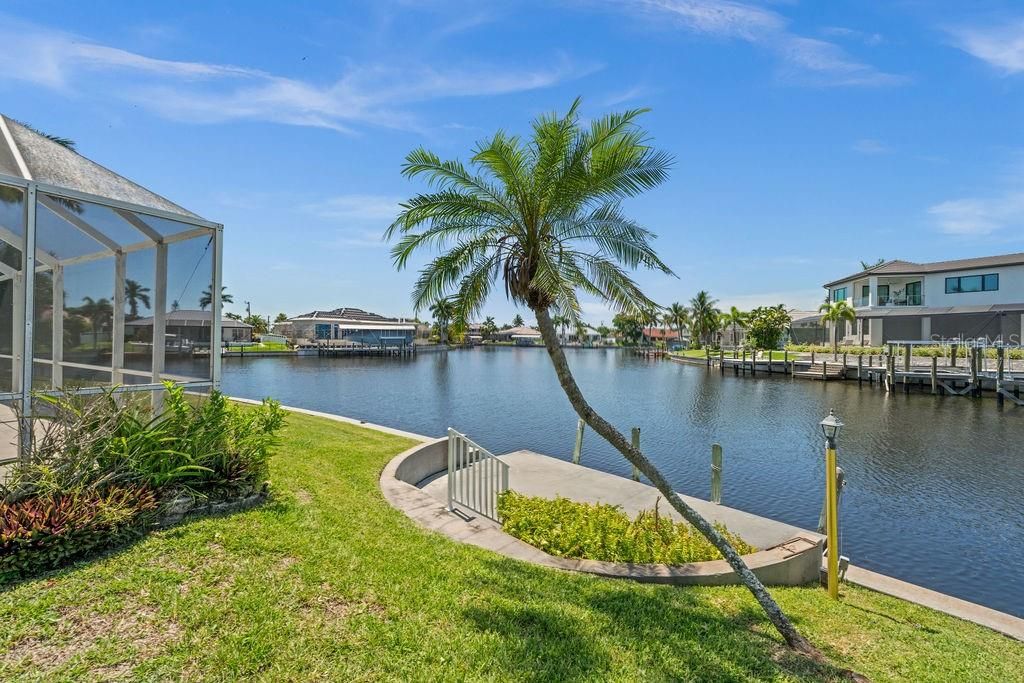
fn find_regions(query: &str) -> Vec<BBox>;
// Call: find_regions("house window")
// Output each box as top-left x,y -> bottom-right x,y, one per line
945,273 -> 999,294
878,284 -> 890,305
833,287 -> 847,302
861,285 -> 870,300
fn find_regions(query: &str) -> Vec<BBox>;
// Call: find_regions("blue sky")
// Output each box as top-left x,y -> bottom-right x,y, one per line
2,0 -> 1023,326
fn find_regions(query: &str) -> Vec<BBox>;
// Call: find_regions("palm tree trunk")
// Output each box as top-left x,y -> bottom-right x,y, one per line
533,306 -> 824,659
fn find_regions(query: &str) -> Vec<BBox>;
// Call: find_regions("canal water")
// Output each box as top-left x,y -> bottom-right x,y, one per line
214,347 -> 1024,617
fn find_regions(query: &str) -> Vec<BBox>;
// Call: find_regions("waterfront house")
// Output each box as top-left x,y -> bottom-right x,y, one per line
823,253 -> 1024,345
491,325 -> 542,345
126,310 -> 252,349
273,307 -> 416,347
642,327 -> 685,347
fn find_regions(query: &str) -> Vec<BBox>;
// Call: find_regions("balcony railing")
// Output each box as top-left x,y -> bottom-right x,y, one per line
852,294 -> 923,308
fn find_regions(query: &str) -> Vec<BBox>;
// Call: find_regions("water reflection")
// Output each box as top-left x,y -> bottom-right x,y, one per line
200,347 -> 1024,617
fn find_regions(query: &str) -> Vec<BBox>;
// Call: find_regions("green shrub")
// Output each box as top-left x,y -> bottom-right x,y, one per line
497,492 -> 755,564
0,486 -> 157,582
2,385 -> 286,503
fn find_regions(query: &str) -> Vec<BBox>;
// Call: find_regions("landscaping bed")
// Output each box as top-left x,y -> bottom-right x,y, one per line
1,412 -> 1021,681
498,492 -> 755,564
1,385 -> 284,584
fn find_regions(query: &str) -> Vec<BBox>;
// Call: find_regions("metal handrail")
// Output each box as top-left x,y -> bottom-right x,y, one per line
447,428 -> 509,521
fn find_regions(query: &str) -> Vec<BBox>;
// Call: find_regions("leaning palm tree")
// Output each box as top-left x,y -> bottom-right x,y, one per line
551,313 -> 570,344
385,99 -> 821,658
720,306 -> 747,349
819,300 -> 856,357
429,298 -> 455,345
664,302 -> 690,344
124,279 -> 151,320
199,285 -> 233,311
690,290 -> 721,347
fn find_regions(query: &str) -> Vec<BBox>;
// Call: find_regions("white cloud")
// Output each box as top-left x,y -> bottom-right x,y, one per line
0,16 -> 596,133
622,0 -> 904,86
821,26 -> 883,47
948,21 -> 1024,74
928,192 -> 1024,236
303,195 -> 402,221
601,84 -> 656,106
852,138 -> 890,155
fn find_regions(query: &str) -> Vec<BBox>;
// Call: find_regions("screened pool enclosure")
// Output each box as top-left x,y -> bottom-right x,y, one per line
0,115 -> 223,459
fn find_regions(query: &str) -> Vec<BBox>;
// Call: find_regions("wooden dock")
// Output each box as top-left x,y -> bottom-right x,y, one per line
664,346 -> 1024,407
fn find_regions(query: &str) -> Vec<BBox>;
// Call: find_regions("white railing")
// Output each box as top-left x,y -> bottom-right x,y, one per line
447,428 -> 509,521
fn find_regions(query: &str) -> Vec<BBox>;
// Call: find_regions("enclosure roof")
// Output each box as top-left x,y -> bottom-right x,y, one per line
126,309 -> 251,328
0,114 -> 204,220
823,252 -> 1024,289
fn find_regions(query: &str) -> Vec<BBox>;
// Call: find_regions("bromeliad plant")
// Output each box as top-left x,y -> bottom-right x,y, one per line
385,98 -> 824,660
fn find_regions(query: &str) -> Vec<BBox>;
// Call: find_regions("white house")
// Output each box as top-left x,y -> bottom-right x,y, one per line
823,253 -> 1024,346
272,307 -> 416,347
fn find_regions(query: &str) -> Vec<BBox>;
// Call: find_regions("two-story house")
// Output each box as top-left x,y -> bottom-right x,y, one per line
823,253 -> 1024,346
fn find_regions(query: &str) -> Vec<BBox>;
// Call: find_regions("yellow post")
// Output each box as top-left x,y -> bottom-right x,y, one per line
825,443 -> 840,599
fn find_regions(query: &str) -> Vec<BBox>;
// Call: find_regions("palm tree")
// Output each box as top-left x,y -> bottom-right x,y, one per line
77,296 -> 113,350
385,99 -> 819,657
819,300 -> 857,357
720,306 -> 747,349
551,313 -> 570,344
511,314 -> 525,327
860,258 -> 885,270
481,316 -> 498,340
123,279 -> 151,320
429,298 -> 455,345
199,285 -> 233,311
664,302 -> 690,344
689,290 -> 721,347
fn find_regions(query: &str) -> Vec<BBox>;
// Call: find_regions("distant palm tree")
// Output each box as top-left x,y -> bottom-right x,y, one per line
819,300 -> 857,356
481,316 -> 498,339
429,298 -> 455,345
77,296 -> 112,350
511,314 -> 525,327
860,258 -> 885,270
199,285 -> 233,311
689,291 -> 721,347
551,313 -> 570,343
385,99 -> 817,656
664,302 -> 690,344
124,279 -> 151,320
719,306 -> 748,348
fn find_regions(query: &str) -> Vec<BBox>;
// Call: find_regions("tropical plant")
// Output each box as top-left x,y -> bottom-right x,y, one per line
385,99 -> 818,656
429,298 -> 455,345
274,312 -> 289,323
481,316 -> 498,339
552,313 -> 571,343
719,306 -> 747,348
1,486 -> 157,582
243,314 -> 269,335
746,306 -> 792,350
511,314 -> 525,327
664,302 -> 690,342
199,286 -> 233,311
498,492 -> 754,565
819,300 -> 857,355
225,312 -> 243,321
612,313 -> 643,345
3,385 -> 285,504
689,291 -> 721,347
76,296 -> 113,350
860,258 -> 885,270
123,279 -> 151,320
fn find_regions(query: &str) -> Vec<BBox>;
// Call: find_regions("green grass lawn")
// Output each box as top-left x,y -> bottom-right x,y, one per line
225,341 -> 292,353
2,412 -> 1021,681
